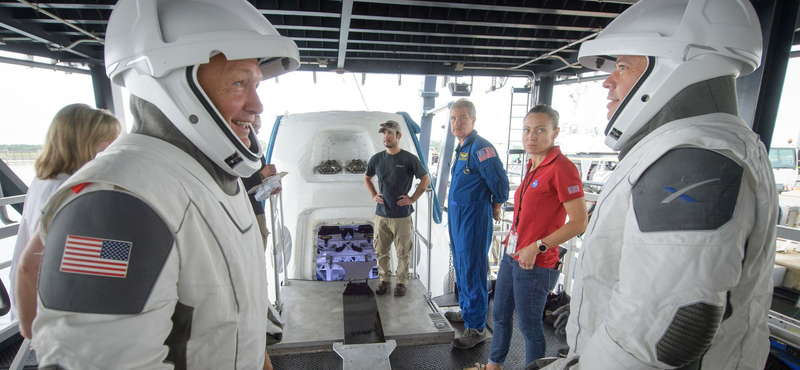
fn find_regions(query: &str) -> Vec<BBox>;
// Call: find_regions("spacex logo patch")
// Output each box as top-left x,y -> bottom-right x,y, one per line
632,147 -> 742,232
661,178 -> 719,204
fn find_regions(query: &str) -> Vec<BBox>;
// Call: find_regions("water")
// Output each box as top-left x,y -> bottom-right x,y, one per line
7,162 -> 36,186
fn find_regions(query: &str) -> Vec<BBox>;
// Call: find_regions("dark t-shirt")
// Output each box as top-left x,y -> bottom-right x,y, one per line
365,149 -> 428,218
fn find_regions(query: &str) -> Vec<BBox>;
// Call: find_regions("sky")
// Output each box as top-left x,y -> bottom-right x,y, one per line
1,50 -> 798,153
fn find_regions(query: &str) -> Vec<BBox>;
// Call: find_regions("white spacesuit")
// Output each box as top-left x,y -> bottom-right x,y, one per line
30,0 -> 299,369
543,0 -> 778,369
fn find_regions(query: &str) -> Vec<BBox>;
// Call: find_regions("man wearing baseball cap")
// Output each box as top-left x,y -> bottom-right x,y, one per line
364,120 -> 430,296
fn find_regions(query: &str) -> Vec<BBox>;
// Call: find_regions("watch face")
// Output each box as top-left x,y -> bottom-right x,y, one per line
538,244 -> 547,252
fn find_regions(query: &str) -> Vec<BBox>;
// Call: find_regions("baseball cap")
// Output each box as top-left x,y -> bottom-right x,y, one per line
378,120 -> 401,134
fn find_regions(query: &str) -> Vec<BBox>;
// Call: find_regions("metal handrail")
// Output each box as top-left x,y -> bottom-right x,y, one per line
269,192 -> 287,312
412,187 -> 434,300
0,195 -> 25,207
279,192 -> 289,288
0,193 -> 24,268
0,193 -> 25,225
0,224 -> 20,240
777,225 -> 800,242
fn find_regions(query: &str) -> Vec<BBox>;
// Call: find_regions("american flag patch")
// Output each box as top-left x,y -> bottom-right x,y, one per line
477,147 -> 496,162
60,235 -> 132,278
567,185 -> 580,194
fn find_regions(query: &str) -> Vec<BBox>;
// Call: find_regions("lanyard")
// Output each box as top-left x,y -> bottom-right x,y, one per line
454,142 -> 474,175
512,163 -> 538,232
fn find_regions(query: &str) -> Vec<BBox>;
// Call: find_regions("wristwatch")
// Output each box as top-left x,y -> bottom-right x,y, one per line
537,239 -> 548,253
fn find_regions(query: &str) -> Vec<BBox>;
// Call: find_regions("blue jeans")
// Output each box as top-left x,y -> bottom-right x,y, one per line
488,254 -> 552,366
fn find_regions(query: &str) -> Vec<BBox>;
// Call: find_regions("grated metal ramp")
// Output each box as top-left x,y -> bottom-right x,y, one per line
432,292 -> 459,308
268,278 -> 454,356
271,299 -> 568,369
0,336 -> 37,370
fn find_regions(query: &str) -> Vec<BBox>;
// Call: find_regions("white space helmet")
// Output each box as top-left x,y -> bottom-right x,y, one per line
105,0 -> 300,177
578,0 -> 762,151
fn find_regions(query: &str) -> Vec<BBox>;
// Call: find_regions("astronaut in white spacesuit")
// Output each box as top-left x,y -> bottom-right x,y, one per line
539,0 -> 778,369
15,0 -> 300,369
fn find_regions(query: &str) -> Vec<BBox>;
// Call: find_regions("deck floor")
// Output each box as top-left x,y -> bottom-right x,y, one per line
268,278 -> 454,356
270,294 -> 569,369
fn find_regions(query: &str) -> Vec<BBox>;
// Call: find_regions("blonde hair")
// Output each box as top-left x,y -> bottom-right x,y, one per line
35,104 -> 122,180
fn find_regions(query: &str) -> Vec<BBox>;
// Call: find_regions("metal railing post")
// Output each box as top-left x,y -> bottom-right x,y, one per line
413,186 -> 419,279
563,236 -> 576,296
269,195 -> 283,311
279,192 -> 289,287
425,188 -> 433,300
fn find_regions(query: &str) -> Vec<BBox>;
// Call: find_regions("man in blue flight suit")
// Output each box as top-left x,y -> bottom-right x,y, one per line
445,98 -> 510,349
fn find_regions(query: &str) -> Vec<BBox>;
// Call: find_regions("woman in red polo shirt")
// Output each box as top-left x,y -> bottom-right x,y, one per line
484,105 -> 588,370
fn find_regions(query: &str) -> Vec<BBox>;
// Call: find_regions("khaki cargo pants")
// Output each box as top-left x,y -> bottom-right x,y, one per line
373,215 -> 413,285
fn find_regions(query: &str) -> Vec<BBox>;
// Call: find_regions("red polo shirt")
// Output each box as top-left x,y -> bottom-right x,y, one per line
508,146 -> 584,268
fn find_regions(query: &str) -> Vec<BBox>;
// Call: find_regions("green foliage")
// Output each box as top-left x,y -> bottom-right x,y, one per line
0,144 -> 41,152
0,144 -> 41,161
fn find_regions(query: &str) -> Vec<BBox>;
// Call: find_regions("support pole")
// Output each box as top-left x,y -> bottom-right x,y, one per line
279,192 -> 289,286
413,188 -> 419,279
435,128 -> 456,213
89,63 -> 126,129
418,76 -> 438,163
90,64 -> 113,112
534,75 -> 554,106
269,195 -> 283,311
425,188 -> 433,300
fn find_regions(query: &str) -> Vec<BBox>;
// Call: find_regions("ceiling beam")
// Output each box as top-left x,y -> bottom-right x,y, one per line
346,39 -> 577,53
34,28 -> 577,45
291,37 -> 338,43
0,3 -> 114,10
345,49 -> 548,60
0,55 -> 91,74
0,8 -> 97,60
28,16 -> 598,34
21,19 -> 107,25
337,0 -> 354,69
356,0 -> 620,18
261,10 -> 340,18
300,47 -> 339,52
346,56 -> 520,66
350,15 -> 599,32
349,28 -> 572,43
275,25 -> 340,32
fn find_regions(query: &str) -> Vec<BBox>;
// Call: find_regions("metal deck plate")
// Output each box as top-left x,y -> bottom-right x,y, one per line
269,278 -> 454,356
333,340 -> 396,370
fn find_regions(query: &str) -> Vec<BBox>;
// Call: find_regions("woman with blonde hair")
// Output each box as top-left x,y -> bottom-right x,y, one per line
10,103 -> 121,322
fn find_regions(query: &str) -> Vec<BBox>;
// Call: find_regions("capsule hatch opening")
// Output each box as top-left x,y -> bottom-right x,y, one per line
315,224 -> 379,281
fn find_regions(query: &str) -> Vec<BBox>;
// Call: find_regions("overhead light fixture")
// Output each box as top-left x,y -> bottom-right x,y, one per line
448,76 -> 473,97
449,82 -> 472,97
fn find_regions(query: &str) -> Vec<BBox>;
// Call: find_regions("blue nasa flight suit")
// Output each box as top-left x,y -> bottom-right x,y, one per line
448,130 -> 509,329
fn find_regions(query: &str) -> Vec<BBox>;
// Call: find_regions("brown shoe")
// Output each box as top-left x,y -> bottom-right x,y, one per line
375,281 -> 390,295
394,283 -> 407,296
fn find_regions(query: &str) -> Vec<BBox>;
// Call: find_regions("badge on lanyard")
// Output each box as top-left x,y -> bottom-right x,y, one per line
506,230 -> 518,255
